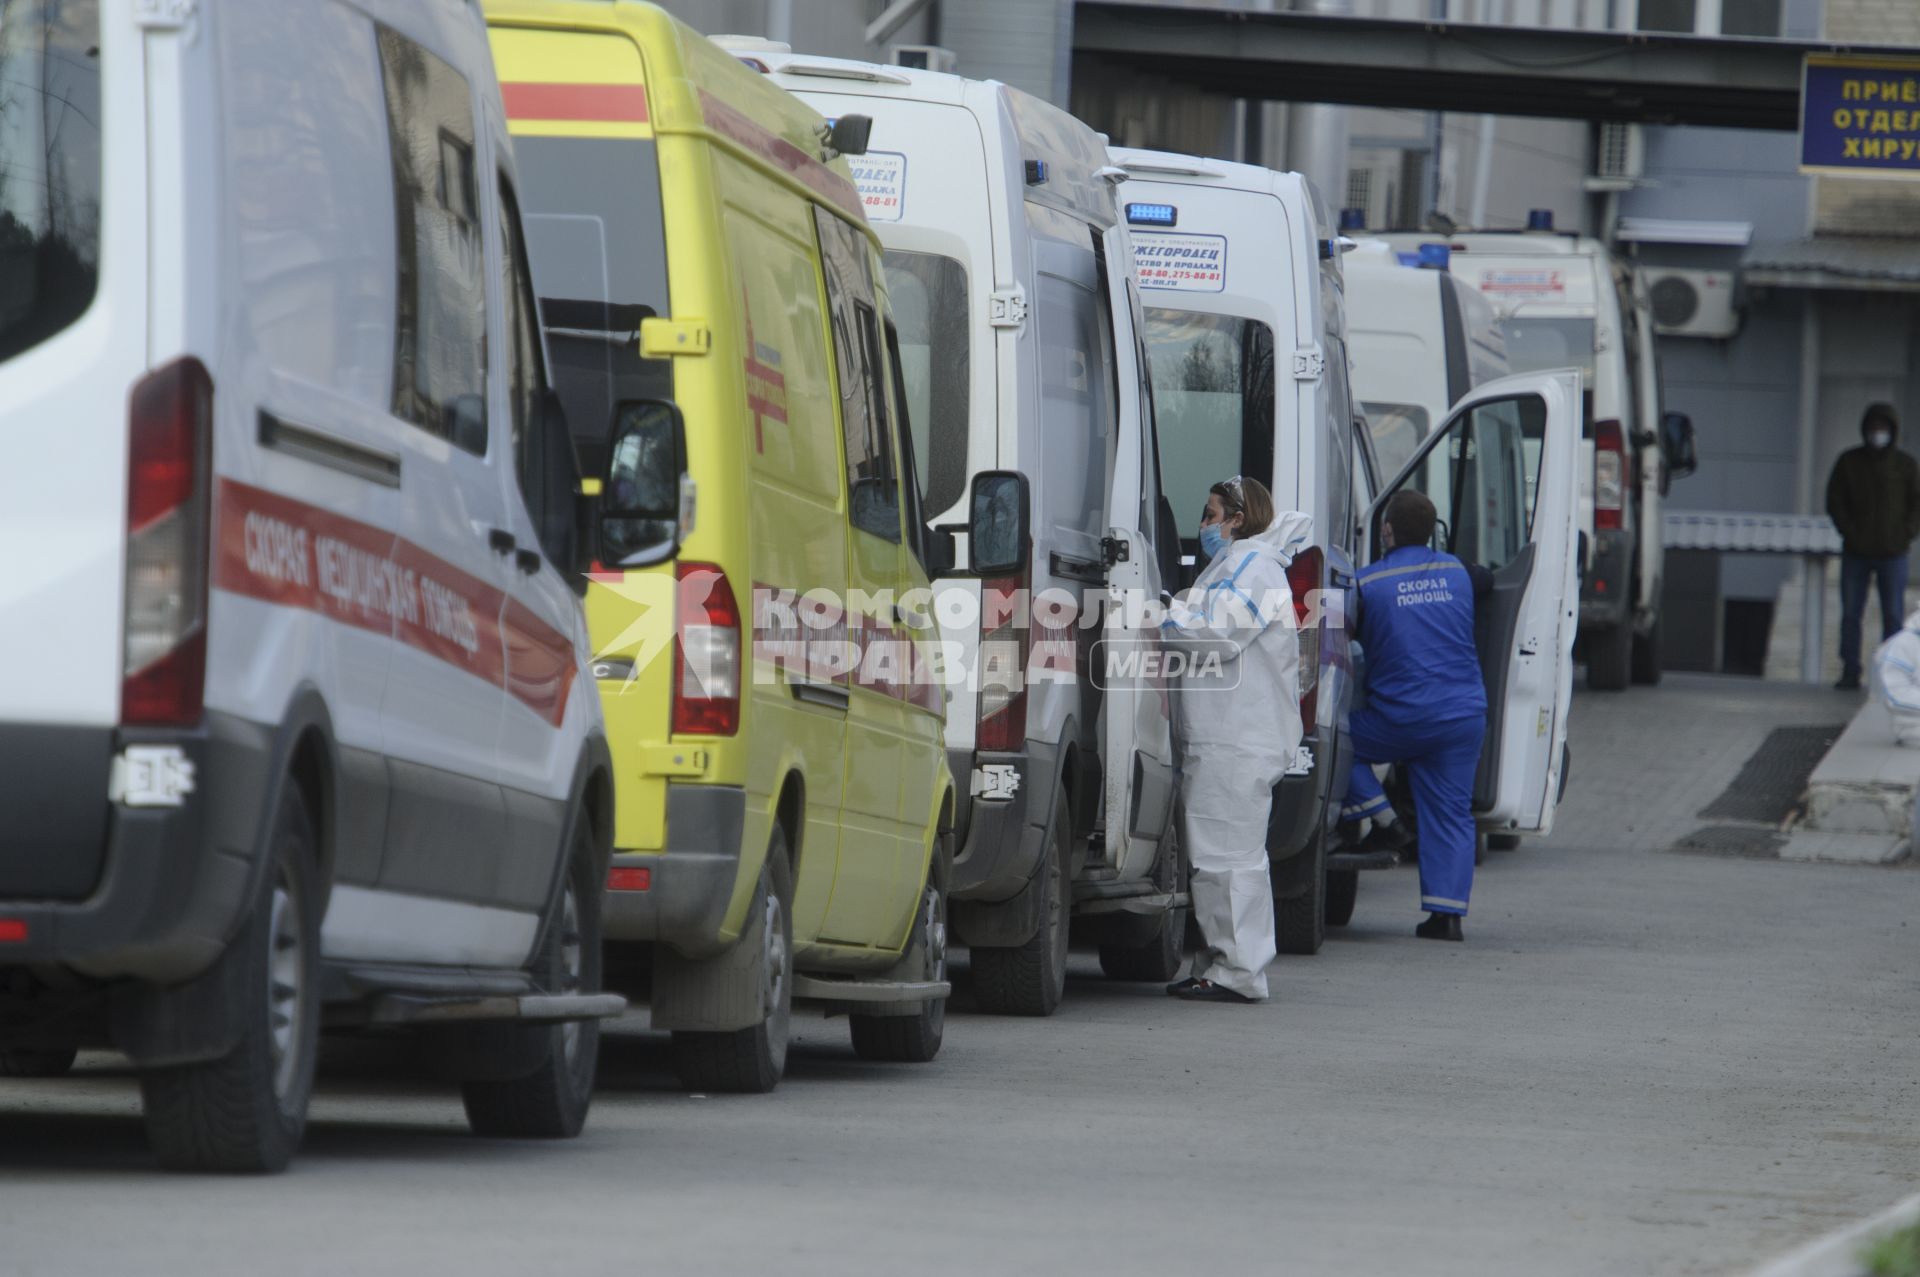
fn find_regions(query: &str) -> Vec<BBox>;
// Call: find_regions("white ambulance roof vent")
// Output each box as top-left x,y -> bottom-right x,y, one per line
709,35 -> 793,54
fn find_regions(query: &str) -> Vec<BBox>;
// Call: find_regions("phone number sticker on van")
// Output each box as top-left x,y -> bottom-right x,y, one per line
1132,232 -> 1227,292
850,151 -> 907,222
1478,269 -> 1566,298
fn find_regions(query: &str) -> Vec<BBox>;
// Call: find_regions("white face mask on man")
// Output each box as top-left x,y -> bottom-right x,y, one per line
1870,429 -> 1894,450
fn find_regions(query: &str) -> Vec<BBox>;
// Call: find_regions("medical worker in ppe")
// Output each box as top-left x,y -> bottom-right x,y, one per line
1872,607 -> 1920,746
1159,476 -> 1312,1003
1341,490 -> 1490,942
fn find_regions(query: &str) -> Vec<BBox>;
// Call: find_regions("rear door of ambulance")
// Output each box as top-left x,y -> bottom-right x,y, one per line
491,22 -> 678,857
1369,369 -> 1582,834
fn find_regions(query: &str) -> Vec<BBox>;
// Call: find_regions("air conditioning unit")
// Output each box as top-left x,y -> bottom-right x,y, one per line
1585,121 -> 1644,193
889,44 -> 956,73
1643,268 -> 1740,339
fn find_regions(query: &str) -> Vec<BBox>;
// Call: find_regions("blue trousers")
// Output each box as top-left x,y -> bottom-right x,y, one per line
1840,553 -> 1908,678
1344,710 -> 1485,917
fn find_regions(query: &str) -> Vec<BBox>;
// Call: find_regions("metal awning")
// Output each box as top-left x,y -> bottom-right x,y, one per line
1743,238 -> 1920,292
1664,510 -> 1840,554
1617,218 -> 1754,247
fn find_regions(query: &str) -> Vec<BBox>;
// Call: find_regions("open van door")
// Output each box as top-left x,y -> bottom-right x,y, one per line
1098,229 -> 1177,880
1367,369 -> 1581,834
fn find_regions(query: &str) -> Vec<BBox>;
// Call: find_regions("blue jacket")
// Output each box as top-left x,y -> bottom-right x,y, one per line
1355,544 -> 1487,725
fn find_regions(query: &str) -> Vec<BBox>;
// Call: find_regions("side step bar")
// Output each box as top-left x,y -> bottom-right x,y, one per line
1074,889 -> 1189,917
790,975 -> 950,1018
366,991 -> 628,1027
1326,849 -> 1397,873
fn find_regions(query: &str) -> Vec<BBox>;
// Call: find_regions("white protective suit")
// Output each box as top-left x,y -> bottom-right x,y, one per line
1872,607 -> 1920,746
1159,511 -> 1312,999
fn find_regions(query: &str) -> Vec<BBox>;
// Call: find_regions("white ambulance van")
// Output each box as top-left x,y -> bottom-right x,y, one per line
1111,148 -> 1370,954
1379,224 -> 1697,689
1344,240 -> 1509,479
0,0 -> 618,1171
760,54 -> 1182,1015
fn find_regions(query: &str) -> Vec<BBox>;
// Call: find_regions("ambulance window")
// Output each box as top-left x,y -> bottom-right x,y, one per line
1497,317 -> 1595,384
816,209 -> 900,543
498,175 -> 547,521
377,26 -> 487,452
514,134 -> 672,480
882,250 -> 969,519
1325,340 -> 1354,554
1360,402 -> 1430,479
1407,394 -> 1546,571
1143,309 -> 1275,547
0,0 -> 101,363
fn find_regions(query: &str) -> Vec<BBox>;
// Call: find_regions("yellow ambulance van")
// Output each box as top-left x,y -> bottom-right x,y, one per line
484,1 -> 958,1092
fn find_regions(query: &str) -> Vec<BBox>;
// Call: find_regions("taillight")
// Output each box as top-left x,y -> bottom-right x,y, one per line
672,562 -> 740,735
977,574 -> 1028,752
1285,546 -> 1323,729
1593,419 -> 1626,532
122,359 -> 212,727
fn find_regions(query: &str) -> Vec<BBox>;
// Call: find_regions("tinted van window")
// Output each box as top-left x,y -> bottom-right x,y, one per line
377,26 -> 487,451
0,0 -> 100,362
514,135 -> 672,479
882,250 -> 968,519
1144,308 -> 1275,535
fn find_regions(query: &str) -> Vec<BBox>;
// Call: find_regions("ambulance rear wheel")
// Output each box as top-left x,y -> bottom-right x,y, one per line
0,1047 -> 77,1077
849,866 -> 948,1064
1323,869 -> 1359,928
1631,618 -> 1663,686
1274,826 -> 1327,956
140,785 -> 320,1173
1488,833 -> 1522,851
971,790 -> 1070,1017
1098,827 -> 1187,982
671,837 -> 794,1094
461,817 -> 603,1139
1587,621 -> 1632,691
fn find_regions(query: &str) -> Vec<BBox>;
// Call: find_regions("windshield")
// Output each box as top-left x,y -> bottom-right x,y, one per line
511,135 -> 671,478
1498,316 -> 1595,383
0,0 -> 100,363
1361,401 -> 1431,481
882,249 -> 969,518
1144,308 -> 1275,540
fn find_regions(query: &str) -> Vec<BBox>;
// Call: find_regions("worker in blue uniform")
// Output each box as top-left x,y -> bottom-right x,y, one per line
1342,490 -> 1490,942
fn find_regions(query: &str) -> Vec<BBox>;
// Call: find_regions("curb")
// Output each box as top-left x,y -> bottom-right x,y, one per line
1748,1192 -> 1920,1277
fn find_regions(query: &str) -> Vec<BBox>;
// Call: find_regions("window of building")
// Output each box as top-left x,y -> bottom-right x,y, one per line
377,25 -> 487,451
1640,0 -> 1780,35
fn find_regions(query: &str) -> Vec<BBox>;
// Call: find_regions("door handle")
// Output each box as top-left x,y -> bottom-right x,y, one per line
515,548 -> 541,576
488,528 -> 516,556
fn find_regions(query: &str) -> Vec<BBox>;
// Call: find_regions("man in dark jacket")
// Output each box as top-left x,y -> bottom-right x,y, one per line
1826,402 -> 1920,690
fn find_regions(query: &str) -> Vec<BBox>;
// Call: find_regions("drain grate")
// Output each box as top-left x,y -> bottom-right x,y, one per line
1697,724 -> 1846,825
1669,824 -> 1788,859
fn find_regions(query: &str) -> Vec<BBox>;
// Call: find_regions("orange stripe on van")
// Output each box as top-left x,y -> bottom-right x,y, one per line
697,88 -> 865,222
501,81 -> 649,123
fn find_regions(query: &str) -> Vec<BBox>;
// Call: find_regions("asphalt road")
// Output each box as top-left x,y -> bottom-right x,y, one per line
3,675 -> 1916,1277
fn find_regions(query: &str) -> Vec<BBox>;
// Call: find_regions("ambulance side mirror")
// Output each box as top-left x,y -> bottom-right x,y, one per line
827,113 -> 873,158
601,400 -> 689,569
969,471 -> 1030,577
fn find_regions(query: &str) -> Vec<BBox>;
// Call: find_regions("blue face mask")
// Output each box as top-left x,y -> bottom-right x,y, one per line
1198,522 -> 1228,561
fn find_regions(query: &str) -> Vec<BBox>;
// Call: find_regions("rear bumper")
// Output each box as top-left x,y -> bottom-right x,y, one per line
602,784 -> 746,954
0,712 -> 267,984
949,739 -> 1056,903
1579,528 -> 1632,629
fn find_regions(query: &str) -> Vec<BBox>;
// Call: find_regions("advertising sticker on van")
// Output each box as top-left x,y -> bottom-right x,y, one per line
849,151 -> 906,222
1478,269 -> 1565,298
1132,232 -> 1227,293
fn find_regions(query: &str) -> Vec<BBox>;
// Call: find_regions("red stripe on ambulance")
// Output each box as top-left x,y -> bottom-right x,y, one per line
501,82 -> 649,124
215,479 -> 574,725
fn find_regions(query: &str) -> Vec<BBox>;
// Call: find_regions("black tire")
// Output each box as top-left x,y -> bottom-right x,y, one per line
140,786 -> 321,1173
1631,617 -> 1662,686
1474,830 -> 1488,866
1488,833 -> 1522,851
971,789 -> 1070,1016
1097,825 -> 1187,983
670,832 -> 794,1093
0,1047 -> 78,1078
461,814 -> 604,1139
1274,824 -> 1327,956
1586,620 -> 1632,691
849,841 -> 949,1064
1323,869 -> 1359,928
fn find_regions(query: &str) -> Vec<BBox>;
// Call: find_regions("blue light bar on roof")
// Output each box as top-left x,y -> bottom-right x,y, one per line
1125,202 -> 1178,227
